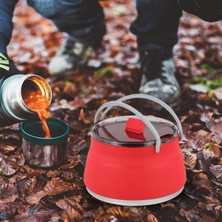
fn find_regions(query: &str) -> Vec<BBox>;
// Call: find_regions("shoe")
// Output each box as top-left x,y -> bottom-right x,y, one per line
139,49 -> 181,108
48,22 -> 106,76
48,36 -> 93,76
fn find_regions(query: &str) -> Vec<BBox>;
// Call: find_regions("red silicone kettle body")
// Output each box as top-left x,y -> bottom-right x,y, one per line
84,94 -> 186,206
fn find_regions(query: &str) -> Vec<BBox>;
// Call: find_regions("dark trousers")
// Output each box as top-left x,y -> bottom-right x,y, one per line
27,0 -> 182,51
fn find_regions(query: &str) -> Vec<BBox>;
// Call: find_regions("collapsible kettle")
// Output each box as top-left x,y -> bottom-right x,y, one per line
84,94 -> 186,206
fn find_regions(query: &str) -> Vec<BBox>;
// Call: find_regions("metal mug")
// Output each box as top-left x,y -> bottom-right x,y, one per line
21,118 -> 69,168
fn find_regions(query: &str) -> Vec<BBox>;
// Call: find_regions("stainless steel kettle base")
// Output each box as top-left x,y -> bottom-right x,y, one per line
86,187 -> 184,206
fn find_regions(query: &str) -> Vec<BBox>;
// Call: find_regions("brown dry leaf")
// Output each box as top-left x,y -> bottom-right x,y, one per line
28,169 -> 45,177
0,183 -> 18,204
147,213 -> 158,222
25,190 -> 47,205
50,99 -> 76,112
196,129 -> 209,138
210,165 -> 222,182
10,154 -> 26,166
214,206 -> 222,219
44,178 -> 74,196
106,207 -> 129,217
60,171 -> 75,181
185,211 -> 202,222
20,204 -> 55,221
27,175 -> 48,194
200,113 -> 214,131
78,109 -> 92,125
209,117 -> 222,133
203,143 -> 221,160
63,211 -> 72,222
63,81 -> 77,98
203,148 -> 217,161
26,177 -> 38,195
59,158 -> 80,170
183,149 -> 197,170
161,202 -> 176,209
17,178 -> 32,197
212,87 -> 222,101
0,203 -> 17,220
0,158 -> 20,176
14,215 -> 40,222
91,206 -> 108,221
48,216 -> 61,222
192,172 -> 214,194
0,143 -> 16,154
46,170 -> 60,178
56,196 -> 84,220
202,195 -> 221,210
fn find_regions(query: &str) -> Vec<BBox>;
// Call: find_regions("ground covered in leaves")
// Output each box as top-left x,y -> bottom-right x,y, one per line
0,0 -> 222,221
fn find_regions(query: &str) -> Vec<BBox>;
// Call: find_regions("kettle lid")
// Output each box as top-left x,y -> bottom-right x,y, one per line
92,115 -> 178,147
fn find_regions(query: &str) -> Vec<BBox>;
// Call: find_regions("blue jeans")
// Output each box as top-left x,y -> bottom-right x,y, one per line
27,0 -> 182,51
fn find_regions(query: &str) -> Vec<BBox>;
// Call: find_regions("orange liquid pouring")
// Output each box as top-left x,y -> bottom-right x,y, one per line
24,91 -> 51,138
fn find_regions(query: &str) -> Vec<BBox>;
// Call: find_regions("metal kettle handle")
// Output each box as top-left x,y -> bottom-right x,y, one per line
94,101 -> 162,153
100,94 -> 185,143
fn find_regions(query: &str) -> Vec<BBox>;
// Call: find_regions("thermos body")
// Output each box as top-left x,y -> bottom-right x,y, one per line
0,74 -> 52,127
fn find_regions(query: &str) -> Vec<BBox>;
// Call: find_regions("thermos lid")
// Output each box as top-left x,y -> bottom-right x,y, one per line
92,116 -> 178,147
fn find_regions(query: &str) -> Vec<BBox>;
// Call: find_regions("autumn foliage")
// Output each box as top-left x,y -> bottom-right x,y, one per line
0,0 -> 221,221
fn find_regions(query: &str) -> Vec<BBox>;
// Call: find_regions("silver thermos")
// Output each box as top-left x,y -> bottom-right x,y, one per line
0,74 -> 52,127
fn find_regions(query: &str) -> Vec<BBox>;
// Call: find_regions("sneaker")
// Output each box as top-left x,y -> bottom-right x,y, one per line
48,21 -> 106,76
48,37 -> 94,76
139,49 -> 181,108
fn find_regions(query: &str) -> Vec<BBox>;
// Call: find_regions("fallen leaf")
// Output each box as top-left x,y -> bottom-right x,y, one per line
210,165 -> 222,182
189,84 -> 209,93
44,178 -> 74,196
212,87 -> 222,100
25,190 -> 47,205
183,149 -> 197,170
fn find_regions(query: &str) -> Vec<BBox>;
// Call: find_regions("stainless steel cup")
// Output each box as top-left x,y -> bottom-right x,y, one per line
20,118 -> 69,168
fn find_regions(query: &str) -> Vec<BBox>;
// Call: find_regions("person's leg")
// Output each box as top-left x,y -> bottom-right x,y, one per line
27,0 -> 106,75
130,0 -> 182,107
131,0 -> 182,52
